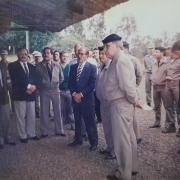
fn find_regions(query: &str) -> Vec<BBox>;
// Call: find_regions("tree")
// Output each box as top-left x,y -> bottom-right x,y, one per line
87,13 -> 106,43
113,14 -> 138,41
29,31 -> 53,53
47,33 -> 99,52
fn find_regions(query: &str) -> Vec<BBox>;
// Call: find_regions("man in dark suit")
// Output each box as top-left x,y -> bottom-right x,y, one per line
68,47 -> 98,151
8,48 -> 39,143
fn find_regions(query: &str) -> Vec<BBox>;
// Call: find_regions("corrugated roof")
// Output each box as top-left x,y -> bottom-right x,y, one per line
0,0 -> 128,35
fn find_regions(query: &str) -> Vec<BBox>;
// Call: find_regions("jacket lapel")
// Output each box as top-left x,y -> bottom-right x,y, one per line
16,61 -> 29,80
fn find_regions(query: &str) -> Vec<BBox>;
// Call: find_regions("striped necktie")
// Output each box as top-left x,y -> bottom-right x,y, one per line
23,63 -> 29,76
76,64 -> 83,81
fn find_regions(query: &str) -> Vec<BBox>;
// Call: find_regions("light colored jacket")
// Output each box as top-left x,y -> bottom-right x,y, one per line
104,51 -> 137,104
128,54 -> 143,86
36,60 -> 64,91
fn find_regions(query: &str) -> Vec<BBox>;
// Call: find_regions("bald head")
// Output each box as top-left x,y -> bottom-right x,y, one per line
74,44 -> 83,57
77,47 -> 89,63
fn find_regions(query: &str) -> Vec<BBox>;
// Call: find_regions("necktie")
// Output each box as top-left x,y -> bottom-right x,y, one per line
46,63 -> 52,81
23,63 -> 29,75
76,64 -> 83,81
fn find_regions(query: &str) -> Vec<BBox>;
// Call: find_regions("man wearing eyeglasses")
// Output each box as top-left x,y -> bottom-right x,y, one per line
68,47 -> 98,151
8,48 -> 39,143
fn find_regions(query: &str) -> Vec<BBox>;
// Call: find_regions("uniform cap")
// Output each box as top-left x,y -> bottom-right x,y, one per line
98,46 -> 104,51
34,52 -> 42,57
155,47 -> 166,51
0,50 -> 8,55
102,34 -> 122,44
32,51 -> 39,55
148,43 -> 155,49
123,41 -> 129,48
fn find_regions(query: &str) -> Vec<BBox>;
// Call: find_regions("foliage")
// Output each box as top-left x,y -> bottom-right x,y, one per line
29,31 -> 53,53
47,34 -> 99,52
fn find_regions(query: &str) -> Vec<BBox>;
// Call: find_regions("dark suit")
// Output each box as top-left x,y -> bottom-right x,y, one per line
8,61 -> 36,101
69,61 -> 98,146
8,60 -> 37,139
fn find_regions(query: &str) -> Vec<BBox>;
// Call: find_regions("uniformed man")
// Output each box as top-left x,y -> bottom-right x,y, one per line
102,34 -> 140,180
123,41 -> 143,144
144,43 -> 156,106
163,40 -> 180,135
95,46 -> 115,160
149,47 -> 168,128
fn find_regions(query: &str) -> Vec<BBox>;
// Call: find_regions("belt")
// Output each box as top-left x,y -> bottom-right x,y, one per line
166,79 -> 179,83
146,72 -> 152,74
109,97 -> 127,105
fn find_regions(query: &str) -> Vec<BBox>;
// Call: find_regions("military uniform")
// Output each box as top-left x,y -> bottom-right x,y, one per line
0,60 -> 15,147
151,57 -> 168,127
128,54 -> 142,140
164,58 -> 180,134
95,59 -> 115,157
144,55 -> 156,105
104,51 -> 138,180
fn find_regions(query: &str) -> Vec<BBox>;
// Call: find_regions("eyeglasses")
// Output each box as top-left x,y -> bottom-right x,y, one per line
78,53 -> 87,56
20,53 -> 28,56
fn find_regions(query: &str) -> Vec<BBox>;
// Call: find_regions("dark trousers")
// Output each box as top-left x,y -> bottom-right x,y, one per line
94,91 -> 101,122
73,103 -> 98,146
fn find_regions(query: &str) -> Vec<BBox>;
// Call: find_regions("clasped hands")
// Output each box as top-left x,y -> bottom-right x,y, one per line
134,99 -> 142,109
26,85 -> 36,94
73,93 -> 82,103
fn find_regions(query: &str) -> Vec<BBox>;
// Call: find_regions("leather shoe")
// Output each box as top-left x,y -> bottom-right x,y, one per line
29,136 -> 40,140
176,129 -> 180,137
0,144 -> 4,149
149,124 -> 161,128
40,135 -> 48,138
105,154 -> 116,160
162,124 -> 176,133
55,133 -> 66,137
132,172 -> 137,176
100,149 -> 110,154
107,175 -> 121,180
68,140 -> 83,146
20,139 -> 28,143
90,145 -> 97,151
6,141 -> 16,146
137,138 -> 142,144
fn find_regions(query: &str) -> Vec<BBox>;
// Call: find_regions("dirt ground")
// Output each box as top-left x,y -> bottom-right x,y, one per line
0,76 -> 180,180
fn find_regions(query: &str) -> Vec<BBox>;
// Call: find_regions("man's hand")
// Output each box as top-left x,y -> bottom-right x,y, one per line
26,89 -> 32,94
73,93 -> 82,103
29,85 -> 36,92
134,100 -> 142,109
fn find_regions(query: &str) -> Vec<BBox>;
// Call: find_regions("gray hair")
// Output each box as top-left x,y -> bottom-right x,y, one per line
112,40 -> 123,50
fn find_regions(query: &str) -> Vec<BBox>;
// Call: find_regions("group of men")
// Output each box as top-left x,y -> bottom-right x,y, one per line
1,33 -> 180,180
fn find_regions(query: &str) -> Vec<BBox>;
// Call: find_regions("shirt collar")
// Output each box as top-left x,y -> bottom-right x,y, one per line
78,60 -> 86,67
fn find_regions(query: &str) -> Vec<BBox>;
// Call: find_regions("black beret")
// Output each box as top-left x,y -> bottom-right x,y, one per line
98,46 -> 104,51
102,34 -> 122,44
155,47 -> 166,51
123,41 -> 129,48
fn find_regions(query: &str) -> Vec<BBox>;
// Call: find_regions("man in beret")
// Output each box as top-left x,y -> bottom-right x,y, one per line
144,43 -> 156,107
123,41 -> 143,144
102,34 -> 140,180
